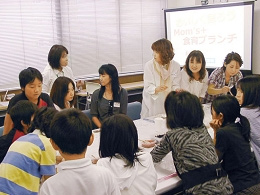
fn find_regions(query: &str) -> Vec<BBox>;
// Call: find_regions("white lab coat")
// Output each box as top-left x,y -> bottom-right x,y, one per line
141,59 -> 181,118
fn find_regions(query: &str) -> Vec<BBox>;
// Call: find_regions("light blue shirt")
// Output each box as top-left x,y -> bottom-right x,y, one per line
241,107 -> 260,168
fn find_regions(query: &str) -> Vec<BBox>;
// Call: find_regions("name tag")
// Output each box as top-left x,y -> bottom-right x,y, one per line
114,102 -> 120,108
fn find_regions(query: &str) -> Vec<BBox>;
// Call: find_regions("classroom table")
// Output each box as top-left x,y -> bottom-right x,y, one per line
86,103 -> 213,194
76,81 -> 144,109
0,101 -> 8,112
0,101 -> 9,126
86,119 -> 181,195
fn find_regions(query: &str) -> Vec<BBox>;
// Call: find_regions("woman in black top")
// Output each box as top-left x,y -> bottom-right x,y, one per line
210,95 -> 260,194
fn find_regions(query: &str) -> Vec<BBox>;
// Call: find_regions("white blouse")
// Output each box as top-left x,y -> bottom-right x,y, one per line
42,64 -> 75,93
180,68 -> 208,98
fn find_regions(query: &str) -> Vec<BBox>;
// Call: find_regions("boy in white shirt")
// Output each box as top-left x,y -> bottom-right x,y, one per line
39,108 -> 120,195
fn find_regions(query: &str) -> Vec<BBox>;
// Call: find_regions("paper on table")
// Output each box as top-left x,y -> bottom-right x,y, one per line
154,117 -> 167,135
0,101 -> 9,107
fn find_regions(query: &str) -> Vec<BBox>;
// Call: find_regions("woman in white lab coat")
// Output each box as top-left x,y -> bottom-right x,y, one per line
141,38 -> 181,118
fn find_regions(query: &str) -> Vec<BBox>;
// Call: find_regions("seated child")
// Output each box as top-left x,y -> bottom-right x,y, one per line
50,76 -> 76,111
39,108 -> 120,195
0,107 -> 57,195
3,67 -> 54,135
0,100 -> 37,163
236,75 -> 260,169
151,91 -> 233,194
97,114 -> 157,195
210,95 -> 260,194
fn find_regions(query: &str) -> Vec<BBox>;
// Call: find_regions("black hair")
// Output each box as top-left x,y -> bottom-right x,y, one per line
184,50 -> 206,82
48,44 -> 68,69
99,114 -> 140,167
50,108 -> 92,154
98,64 -> 120,102
222,51 -> 243,71
19,67 -> 43,89
28,107 -> 58,138
211,95 -> 250,142
237,75 -> 260,108
9,100 -> 38,132
164,91 -> 204,129
50,76 -> 76,109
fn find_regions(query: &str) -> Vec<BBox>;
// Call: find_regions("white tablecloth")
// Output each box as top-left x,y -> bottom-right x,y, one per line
86,103 -> 213,194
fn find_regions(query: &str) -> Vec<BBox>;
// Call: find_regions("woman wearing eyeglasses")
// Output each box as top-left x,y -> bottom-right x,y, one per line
90,64 -> 128,128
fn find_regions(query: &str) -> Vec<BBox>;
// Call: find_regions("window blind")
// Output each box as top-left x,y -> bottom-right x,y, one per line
0,0 -> 61,90
0,0 -> 166,90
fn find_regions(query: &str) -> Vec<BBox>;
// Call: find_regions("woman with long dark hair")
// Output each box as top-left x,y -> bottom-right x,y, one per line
90,64 -> 128,128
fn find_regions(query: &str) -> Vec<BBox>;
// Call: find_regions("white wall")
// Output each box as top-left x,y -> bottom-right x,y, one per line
167,0 -> 260,74
252,1 -> 260,74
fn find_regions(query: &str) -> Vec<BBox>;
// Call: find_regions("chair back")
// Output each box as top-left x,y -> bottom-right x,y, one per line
127,101 -> 142,120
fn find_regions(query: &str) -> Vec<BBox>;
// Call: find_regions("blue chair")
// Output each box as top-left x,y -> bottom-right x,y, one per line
82,109 -> 98,130
127,101 -> 142,120
0,126 -> 4,136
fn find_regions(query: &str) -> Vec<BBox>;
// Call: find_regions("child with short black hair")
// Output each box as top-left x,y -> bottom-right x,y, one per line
0,107 -> 57,195
39,108 -> 120,195
3,67 -> 54,135
0,100 -> 37,163
97,114 -> 157,195
10,100 -> 37,134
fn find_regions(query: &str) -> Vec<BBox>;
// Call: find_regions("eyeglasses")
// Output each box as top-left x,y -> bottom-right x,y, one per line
108,101 -> 113,116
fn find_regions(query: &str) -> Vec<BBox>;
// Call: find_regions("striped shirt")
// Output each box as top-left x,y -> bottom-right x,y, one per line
151,126 -> 233,194
0,133 -> 56,195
